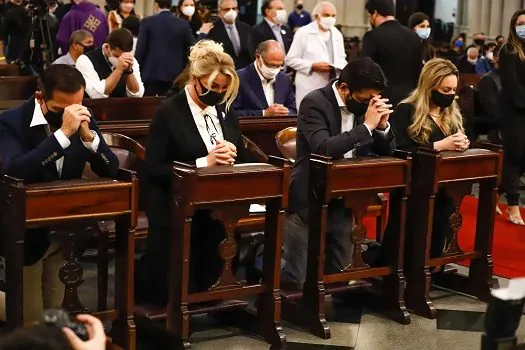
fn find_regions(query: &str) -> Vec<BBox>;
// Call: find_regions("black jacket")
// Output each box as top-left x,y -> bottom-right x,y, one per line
288,83 -> 396,222
0,98 -> 118,265
391,103 -> 458,153
476,70 -> 503,125
499,44 -> 525,127
249,20 -> 293,57
145,89 -> 253,227
361,20 -> 423,106
207,19 -> 252,70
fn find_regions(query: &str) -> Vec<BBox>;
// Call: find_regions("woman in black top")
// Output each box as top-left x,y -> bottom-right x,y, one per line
498,9 -> 525,225
176,0 -> 212,39
392,58 -> 469,258
135,40 -> 254,306
408,12 -> 435,64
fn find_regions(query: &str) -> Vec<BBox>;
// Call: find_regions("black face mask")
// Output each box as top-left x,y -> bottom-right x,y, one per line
474,39 -> 485,46
196,79 -> 226,106
431,90 -> 455,109
346,97 -> 368,116
296,4 -> 303,10
81,44 -> 95,54
45,108 -> 64,129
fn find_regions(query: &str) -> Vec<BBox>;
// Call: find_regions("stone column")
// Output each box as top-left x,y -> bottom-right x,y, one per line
502,0 -> 523,38
467,0 -> 482,40
479,0 -> 491,34
489,0 -> 504,37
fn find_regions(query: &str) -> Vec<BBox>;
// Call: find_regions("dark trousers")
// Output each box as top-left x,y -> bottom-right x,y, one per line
501,125 -> 525,206
135,210 -> 225,306
144,80 -> 173,97
430,191 -> 455,258
281,204 -> 353,289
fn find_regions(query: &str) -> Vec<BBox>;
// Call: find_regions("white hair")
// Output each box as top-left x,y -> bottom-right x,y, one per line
217,0 -> 238,9
312,1 -> 336,16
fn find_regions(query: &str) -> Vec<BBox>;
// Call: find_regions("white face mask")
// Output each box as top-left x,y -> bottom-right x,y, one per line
274,9 -> 287,24
224,9 -> 237,23
181,5 -> 195,17
120,2 -> 134,12
319,16 -> 336,30
258,58 -> 281,80
467,57 -> 478,65
486,51 -> 494,61
104,46 -> 119,67
416,27 -> 431,40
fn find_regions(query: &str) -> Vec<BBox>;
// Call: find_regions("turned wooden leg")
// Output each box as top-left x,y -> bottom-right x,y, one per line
58,229 -> 88,315
258,198 -> 286,347
96,224 -> 109,312
303,203 -> 330,340
112,215 -> 136,350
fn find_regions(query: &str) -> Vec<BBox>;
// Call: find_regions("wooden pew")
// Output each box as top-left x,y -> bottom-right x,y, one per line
134,158 -> 290,349
240,117 -> 297,157
405,144 -> 502,319
83,96 -> 164,122
282,155 -> 411,339
0,77 -> 37,101
0,174 -> 138,350
0,64 -> 21,76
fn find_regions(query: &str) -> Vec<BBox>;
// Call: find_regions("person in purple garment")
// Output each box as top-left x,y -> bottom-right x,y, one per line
56,0 -> 109,54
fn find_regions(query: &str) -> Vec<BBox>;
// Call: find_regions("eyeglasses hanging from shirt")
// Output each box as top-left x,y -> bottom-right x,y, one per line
204,114 -> 220,145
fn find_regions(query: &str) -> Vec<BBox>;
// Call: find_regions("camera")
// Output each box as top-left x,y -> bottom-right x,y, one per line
41,309 -> 89,341
25,0 -> 49,18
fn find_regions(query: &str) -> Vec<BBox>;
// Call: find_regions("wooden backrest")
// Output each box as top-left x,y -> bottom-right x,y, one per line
0,76 -> 37,101
84,97 -> 164,121
242,135 -> 268,163
275,126 -> 297,162
0,64 -> 20,77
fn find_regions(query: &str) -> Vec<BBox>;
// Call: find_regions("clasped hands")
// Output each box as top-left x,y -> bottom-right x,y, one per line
59,104 -> 94,142
364,95 -> 393,131
435,132 -> 470,152
206,140 -> 238,166
116,52 -> 134,73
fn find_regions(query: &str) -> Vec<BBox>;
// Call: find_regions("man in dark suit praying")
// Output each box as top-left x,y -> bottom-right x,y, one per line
282,57 -> 395,289
207,0 -> 252,70
233,40 -> 296,117
0,64 -> 118,323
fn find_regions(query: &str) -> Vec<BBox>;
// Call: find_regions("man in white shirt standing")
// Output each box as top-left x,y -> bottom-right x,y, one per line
233,40 -> 296,117
76,28 -> 144,98
0,64 -> 118,323
53,30 -> 94,66
285,1 -> 347,107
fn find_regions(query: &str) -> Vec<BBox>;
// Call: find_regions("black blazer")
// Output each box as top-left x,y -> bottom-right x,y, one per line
499,44 -> 525,127
233,62 -> 297,117
391,103 -> 459,153
476,70 -> 503,125
249,20 -> 293,56
0,98 -> 119,265
145,89 -> 253,227
288,83 -> 396,222
361,20 -> 423,106
207,19 -> 252,70
135,11 -> 195,83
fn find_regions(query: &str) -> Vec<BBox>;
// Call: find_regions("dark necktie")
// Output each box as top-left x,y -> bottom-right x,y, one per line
227,25 -> 241,57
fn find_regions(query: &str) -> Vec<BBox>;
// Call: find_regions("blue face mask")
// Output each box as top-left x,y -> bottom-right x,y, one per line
516,25 -> 525,39
455,40 -> 464,48
416,27 -> 431,40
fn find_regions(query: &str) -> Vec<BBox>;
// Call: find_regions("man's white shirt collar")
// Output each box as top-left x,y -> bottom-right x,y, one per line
30,99 -> 48,128
332,81 -> 346,109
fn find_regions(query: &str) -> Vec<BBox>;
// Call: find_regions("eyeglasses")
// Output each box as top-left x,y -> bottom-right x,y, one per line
204,114 -> 219,145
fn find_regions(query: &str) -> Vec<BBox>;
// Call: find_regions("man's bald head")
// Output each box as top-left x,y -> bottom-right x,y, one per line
255,40 -> 285,62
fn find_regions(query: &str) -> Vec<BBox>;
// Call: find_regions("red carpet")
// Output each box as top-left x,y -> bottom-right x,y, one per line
363,196 -> 525,279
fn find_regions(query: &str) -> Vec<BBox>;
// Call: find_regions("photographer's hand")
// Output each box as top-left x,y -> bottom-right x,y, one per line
63,314 -> 106,350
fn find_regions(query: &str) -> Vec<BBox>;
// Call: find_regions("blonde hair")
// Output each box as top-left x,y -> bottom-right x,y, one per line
188,40 -> 239,110
403,58 -> 464,144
